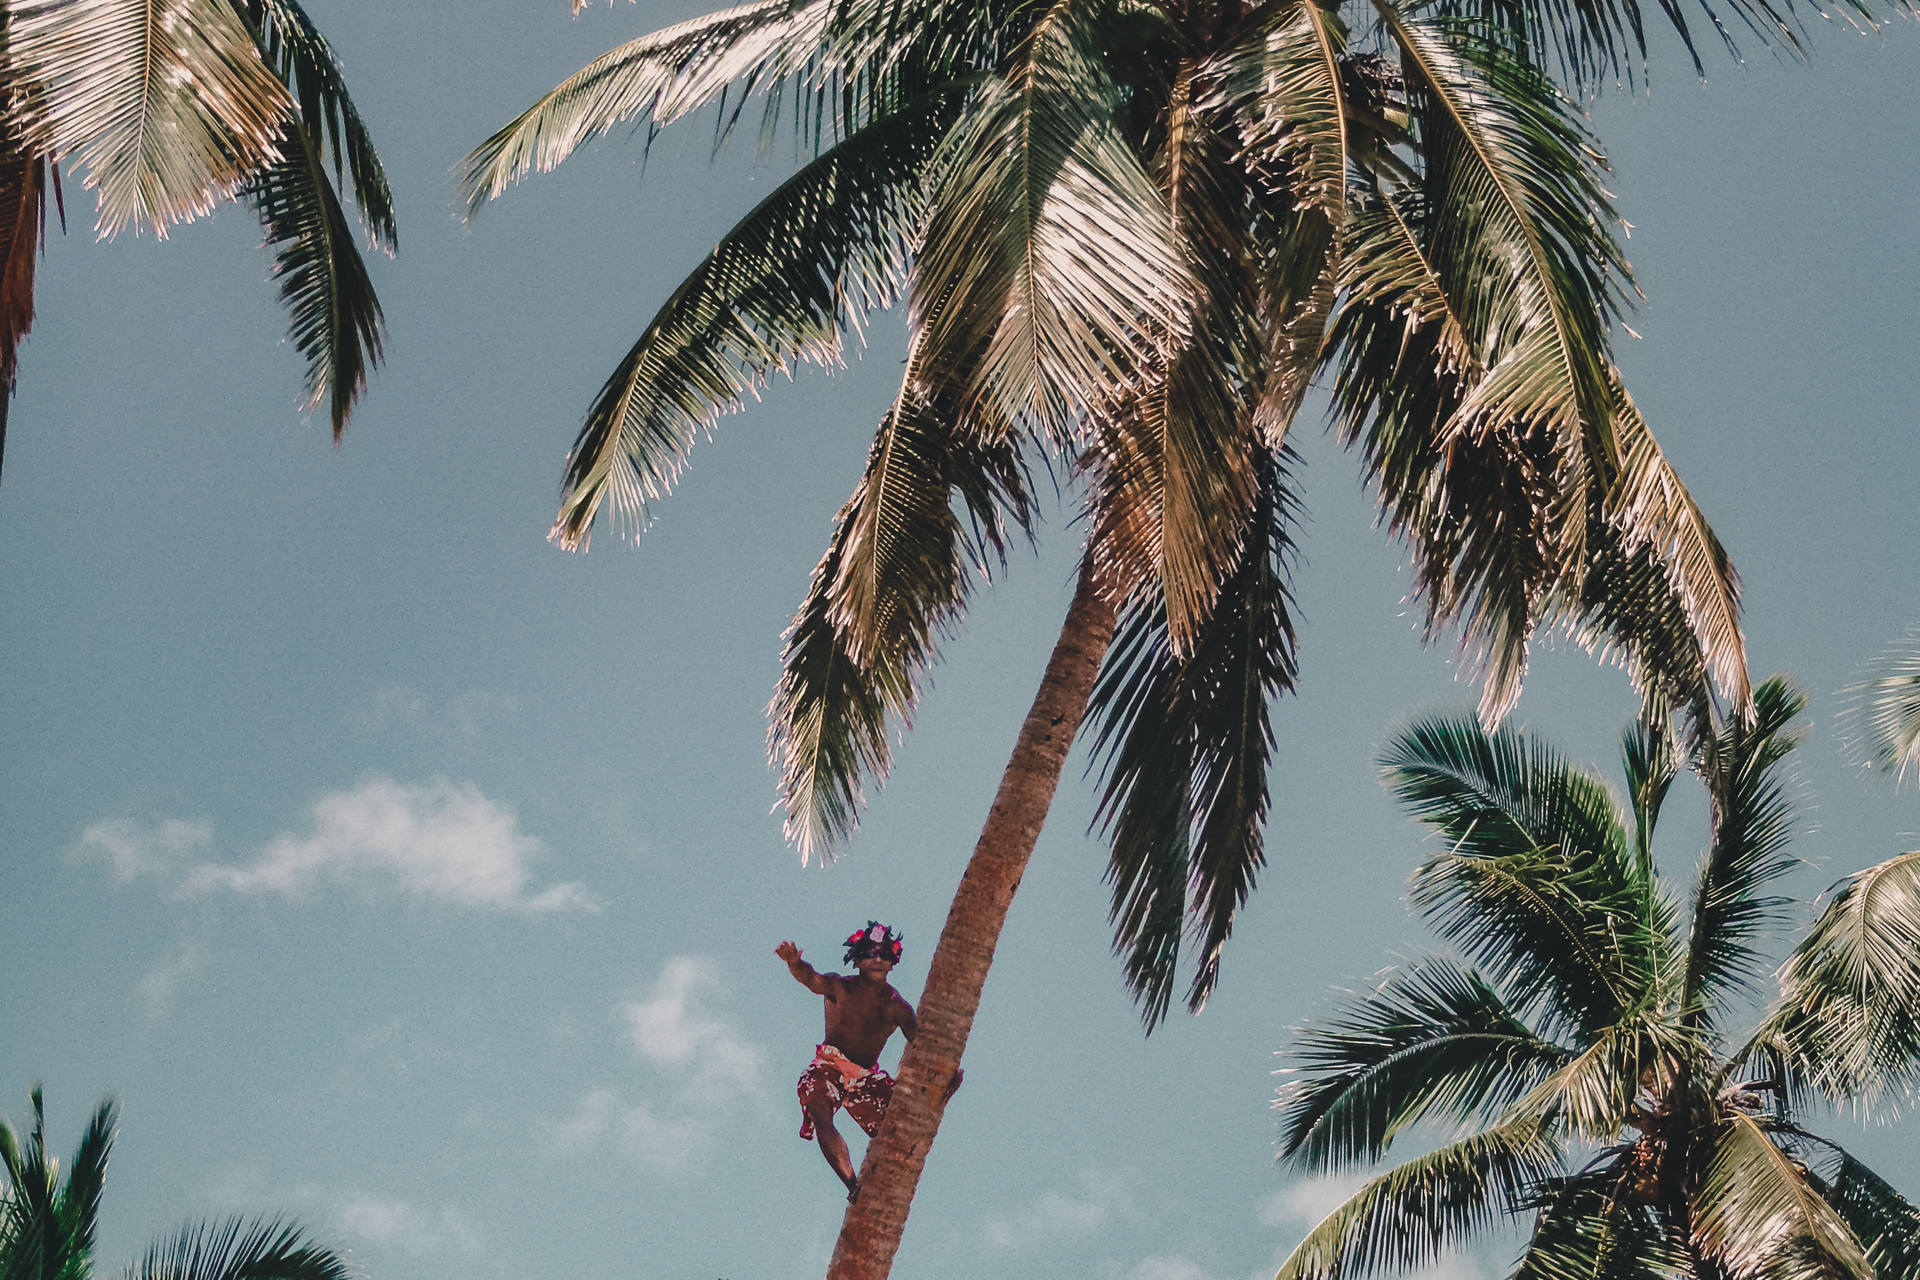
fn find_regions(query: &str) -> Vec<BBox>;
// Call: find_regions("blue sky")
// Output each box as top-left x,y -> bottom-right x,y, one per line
3,5 -> 1918,1280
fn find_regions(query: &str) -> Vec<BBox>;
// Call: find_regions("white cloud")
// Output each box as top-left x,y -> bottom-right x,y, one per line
985,1169 -> 1134,1249
137,939 -> 203,1022
1130,1259 -> 1212,1280
74,817 -> 211,881
336,1195 -> 483,1256
542,958 -> 769,1173
79,778 -> 593,912
621,956 -> 762,1090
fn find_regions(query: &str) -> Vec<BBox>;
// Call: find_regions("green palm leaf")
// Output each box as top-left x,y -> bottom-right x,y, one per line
240,0 -> 395,251
1086,443 -> 1300,1026
1277,955 -> 1571,1171
548,91 -> 949,548
124,1220 -> 351,1280
0,148 -> 44,394
911,0 -> 1194,445
1843,627 -> 1920,789
1382,714 -> 1661,1037
1806,1147 -> 1920,1280
243,119 -> 384,438
1681,677 -> 1805,1024
1511,1170 -> 1681,1280
1778,848 -> 1920,1111
1692,1113 -> 1871,1280
458,0 -> 833,215
3,0 -> 292,236
1273,1117 -> 1562,1280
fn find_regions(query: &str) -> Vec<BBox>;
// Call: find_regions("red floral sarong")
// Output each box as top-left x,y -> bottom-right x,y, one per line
796,1043 -> 894,1140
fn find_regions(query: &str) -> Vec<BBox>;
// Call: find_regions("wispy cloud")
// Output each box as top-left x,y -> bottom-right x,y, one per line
1128,1259 -> 1212,1280
542,957 -> 767,1172
985,1169 -> 1135,1249
335,1195 -> 484,1257
76,778 -> 593,913
76,818 -> 212,881
355,687 -> 518,750
1258,1175 -> 1369,1229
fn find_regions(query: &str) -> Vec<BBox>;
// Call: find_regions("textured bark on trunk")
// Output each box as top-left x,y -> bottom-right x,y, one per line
823,557 -> 1118,1280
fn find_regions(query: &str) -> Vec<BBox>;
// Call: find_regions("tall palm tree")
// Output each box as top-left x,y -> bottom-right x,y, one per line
2,1089 -> 356,1280
1273,678 -> 1920,1280
451,0 -> 1892,1268
0,0 -> 395,483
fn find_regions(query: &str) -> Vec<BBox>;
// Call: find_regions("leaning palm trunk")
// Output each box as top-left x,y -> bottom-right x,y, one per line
826,558 -> 1117,1280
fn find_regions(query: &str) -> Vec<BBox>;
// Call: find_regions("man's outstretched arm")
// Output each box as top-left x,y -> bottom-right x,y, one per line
776,941 -> 835,996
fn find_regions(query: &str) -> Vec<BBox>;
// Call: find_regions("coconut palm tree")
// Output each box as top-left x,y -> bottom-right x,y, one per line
0,0 -> 396,483
1272,678 -> 1920,1280
1,1089 -> 356,1280
453,0 -> 1807,1271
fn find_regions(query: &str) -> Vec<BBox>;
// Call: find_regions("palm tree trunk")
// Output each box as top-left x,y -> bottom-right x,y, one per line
823,555 -> 1118,1280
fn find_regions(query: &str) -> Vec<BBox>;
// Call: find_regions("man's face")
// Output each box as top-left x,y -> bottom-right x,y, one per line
856,955 -> 895,979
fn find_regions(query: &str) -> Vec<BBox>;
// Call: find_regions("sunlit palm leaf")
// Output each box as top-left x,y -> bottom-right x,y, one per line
548,94 -> 947,548
458,0 -> 833,214
1366,10 -> 1633,720
4,0 -> 292,236
1086,444 -> 1300,1025
1692,1113 -> 1872,1280
124,1219 -> 351,1280
1843,627 -> 1920,789
1273,1117 -> 1562,1280
244,120 -> 384,438
1681,677 -> 1804,1024
912,0 -> 1193,444
1778,848 -> 1920,1111
1508,1010 -> 1698,1140
1277,955 -> 1571,1171
1807,1147 -> 1920,1280
240,0 -> 395,250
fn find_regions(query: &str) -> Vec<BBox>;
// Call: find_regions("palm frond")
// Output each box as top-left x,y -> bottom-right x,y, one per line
911,0 -> 1193,445
1681,676 -> 1806,1025
458,0 -> 833,215
1805,1147 -> 1920,1280
243,119 -> 385,438
239,0 -> 395,251
123,1219 -> 351,1280
1276,955 -> 1571,1171
4,0 -> 292,237
548,91 -> 949,548
1620,719 -> 1674,873
1507,1009 -> 1699,1141
1381,714 -> 1661,1038
1272,1117 -> 1561,1280
1511,1169 -> 1681,1280
769,392 -> 1030,861
1777,848 -> 1920,1113
1086,443 -> 1300,1026
1692,1113 -> 1872,1280
1355,10 -> 1632,721
1842,627 -> 1920,790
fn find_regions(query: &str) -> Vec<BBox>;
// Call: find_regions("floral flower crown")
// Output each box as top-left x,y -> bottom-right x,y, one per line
843,921 -> 903,965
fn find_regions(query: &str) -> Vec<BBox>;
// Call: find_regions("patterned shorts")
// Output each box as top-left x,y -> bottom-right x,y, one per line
796,1057 -> 894,1140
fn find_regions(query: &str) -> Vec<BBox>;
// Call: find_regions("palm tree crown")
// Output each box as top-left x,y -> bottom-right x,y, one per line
1274,678 -> 1920,1280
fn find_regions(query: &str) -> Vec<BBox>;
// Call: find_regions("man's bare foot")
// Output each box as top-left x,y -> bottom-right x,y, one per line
845,1175 -> 860,1204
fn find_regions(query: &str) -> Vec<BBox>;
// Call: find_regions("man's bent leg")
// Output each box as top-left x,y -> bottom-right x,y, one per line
806,1097 -> 860,1201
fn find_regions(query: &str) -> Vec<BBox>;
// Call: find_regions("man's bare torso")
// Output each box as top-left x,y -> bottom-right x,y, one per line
820,973 -> 911,1068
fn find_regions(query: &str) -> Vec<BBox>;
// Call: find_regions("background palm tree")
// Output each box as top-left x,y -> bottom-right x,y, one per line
450,0 -> 1838,1270
2,1089 -> 355,1280
1273,677 -> 1920,1280
0,0 -> 396,482
1844,625 -> 1920,788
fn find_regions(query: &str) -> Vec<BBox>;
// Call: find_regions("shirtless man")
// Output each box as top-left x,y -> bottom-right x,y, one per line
777,922 -> 958,1202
